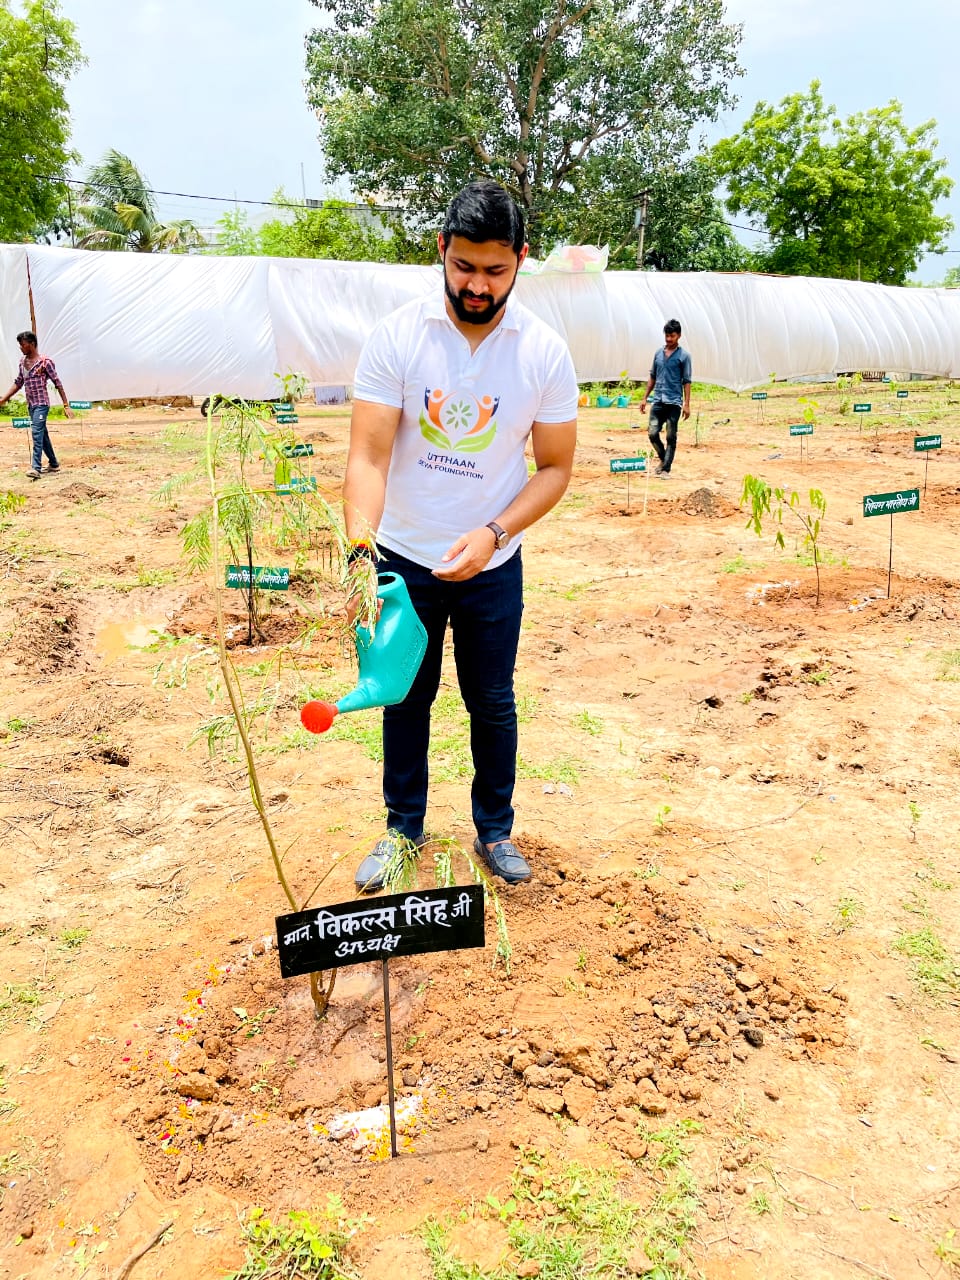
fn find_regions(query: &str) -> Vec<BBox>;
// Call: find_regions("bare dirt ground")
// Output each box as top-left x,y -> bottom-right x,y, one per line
0,382 -> 958,1280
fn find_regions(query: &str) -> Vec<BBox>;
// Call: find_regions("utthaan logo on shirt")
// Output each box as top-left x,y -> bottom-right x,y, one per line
419,388 -> 500,454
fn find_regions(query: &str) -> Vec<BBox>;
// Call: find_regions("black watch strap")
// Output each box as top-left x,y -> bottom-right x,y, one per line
486,521 -> 509,550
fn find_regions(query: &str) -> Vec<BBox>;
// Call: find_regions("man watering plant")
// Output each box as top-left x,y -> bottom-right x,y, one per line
639,319 -> 692,475
343,180 -> 578,893
0,331 -> 74,479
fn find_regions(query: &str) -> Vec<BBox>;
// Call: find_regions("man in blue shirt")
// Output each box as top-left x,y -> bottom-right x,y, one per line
639,319 -> 692,476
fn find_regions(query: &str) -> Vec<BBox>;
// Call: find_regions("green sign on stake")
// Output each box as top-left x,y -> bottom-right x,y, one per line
751,392 -> 767,401
896,390 -> 909,399
274,403 -> 293,413
914,434 -> 941,496
69,400 -> 92,410
610,457 -> 647,473
862,489 -> 920,599
789,424 -> 813,435
914,434 -> 941,452
280,442 -> 314,458
276,476 -> 318,495
276,413 -> 299,425
11,417 -> 31,429
853,403 -> 872,413
225,565 -> 290,591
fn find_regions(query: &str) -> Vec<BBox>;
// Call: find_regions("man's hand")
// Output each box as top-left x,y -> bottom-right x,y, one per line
433,526 -> 497,581
63,405 -> 75,419
639,399 -> 648,415
682,405 -> 691,421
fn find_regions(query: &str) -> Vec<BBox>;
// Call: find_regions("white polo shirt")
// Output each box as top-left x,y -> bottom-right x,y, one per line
353,290 -> 578,570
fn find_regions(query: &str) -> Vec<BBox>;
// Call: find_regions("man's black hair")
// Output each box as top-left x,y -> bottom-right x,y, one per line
17,330 -> 37,345
442,181 -> 525,254
663,319 -> 682,336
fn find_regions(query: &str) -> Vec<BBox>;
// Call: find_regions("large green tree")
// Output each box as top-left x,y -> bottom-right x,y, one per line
305,0 -> 742,257
712,83 -> 954,284
77,150 -> 204,252
0,0 -> 83,242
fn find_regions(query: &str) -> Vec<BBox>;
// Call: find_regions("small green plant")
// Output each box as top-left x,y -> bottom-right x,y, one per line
934,650 -> 960,681
741,474 -> 827,606
635,860 -> 662,880
934,1227 -> 960,1269
798,395 -> 819,426
232,1005 -> 278,1038
748,1189 -> 772,1216
893,927 -> 960,999
908,800 -> 921,841
834,896 -> 863,932
803,666 -> 831,686
654,803 -> 672,830
226,1201 -> 365,1280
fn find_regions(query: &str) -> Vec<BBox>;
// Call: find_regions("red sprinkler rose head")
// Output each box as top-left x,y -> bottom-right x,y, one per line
300,700 -> 339,734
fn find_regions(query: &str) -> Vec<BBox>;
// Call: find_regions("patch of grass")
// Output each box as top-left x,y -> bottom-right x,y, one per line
516,692 -> 540,723
327,712 -> 383,762
792,546 -> 846,569
933,649 -> 960,681
893,927 -> 960,1000
573,709 -> 603,736
516,754 -> 582,785
635,861 -> 662,880
0,981 -> 41,1033
721,553 -> 754,574
58,928 -> 90,949
225,1201 -> 365,1279
1,717 -> 33,735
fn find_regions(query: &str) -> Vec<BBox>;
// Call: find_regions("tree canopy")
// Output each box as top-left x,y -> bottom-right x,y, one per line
0,0 -> 83,242
712,82 -> 954,285
211,193 -> 434,263
305,0 -> 742,257
77,150 -> 204,253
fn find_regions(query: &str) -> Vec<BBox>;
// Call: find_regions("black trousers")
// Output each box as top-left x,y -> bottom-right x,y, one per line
648,402 -> 681,472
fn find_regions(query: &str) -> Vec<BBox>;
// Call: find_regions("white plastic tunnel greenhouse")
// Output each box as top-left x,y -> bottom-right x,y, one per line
1,244 -> 958,400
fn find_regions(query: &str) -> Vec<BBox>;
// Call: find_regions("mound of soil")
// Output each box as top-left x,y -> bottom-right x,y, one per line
10,599 -> 79,673
680,487 -> 738,518
59,482 -> 107,502
116,858 -> 845,1202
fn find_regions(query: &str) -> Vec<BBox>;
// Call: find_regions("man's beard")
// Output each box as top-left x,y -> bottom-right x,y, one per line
443,266 -> 516,326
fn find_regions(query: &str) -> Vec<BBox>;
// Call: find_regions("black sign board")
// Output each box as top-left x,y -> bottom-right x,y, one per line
276,885 -> 485,978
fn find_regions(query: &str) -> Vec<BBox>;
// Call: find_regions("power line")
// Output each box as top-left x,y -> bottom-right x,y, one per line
35,170 -> 960,253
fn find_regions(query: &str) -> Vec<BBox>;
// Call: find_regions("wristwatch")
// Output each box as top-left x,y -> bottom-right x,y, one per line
486,521 -> 510,551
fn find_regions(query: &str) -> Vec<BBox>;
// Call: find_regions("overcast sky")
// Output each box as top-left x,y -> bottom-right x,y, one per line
58,0 -> 957,281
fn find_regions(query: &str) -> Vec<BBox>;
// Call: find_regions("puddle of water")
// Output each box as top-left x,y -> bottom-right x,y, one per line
95,617 -> 168,662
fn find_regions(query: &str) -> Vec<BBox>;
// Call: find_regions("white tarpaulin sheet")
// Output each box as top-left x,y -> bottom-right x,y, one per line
2,244 -> 958,397
0,246 -> 30,382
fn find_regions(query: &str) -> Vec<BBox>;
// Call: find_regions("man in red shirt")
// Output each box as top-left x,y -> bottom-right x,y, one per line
0,331 -> 74,479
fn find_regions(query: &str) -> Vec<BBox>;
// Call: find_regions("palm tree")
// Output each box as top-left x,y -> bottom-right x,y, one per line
77,149 -> 204,252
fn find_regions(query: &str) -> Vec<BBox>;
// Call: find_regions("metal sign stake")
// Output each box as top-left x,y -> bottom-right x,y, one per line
381,959 -> 398,1158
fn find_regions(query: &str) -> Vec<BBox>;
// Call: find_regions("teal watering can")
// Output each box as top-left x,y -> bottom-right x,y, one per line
300,572 -> 427,734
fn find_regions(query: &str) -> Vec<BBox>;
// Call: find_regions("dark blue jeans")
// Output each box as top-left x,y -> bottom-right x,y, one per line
648,402 -> 681,472
377,545 -> 523,845
29,405 -> 58,472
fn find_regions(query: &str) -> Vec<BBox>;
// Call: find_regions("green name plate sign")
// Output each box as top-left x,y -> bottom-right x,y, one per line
751,392 -> 767,401
789,424 -> 813,436
11,417 -> 31,428
914,434 -> 941,452
853,403 -> 872,413
275,403 -> 293,413
276,476 -> 317,495
69,400 -> 92,410
896,390 -> 909,399
225,565 -> 290,590
280,442 -> 314,458
863,490 -> 919,518
276,413 -> 299,425
610,457 -> 646,473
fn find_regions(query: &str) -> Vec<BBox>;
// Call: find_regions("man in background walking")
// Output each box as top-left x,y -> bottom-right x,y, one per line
0,331 -> 74,479
639,319 -> 691,476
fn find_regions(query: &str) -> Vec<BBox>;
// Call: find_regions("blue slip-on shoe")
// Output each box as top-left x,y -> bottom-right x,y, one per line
355,832 -> 426,894
473,837 -> 532,885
